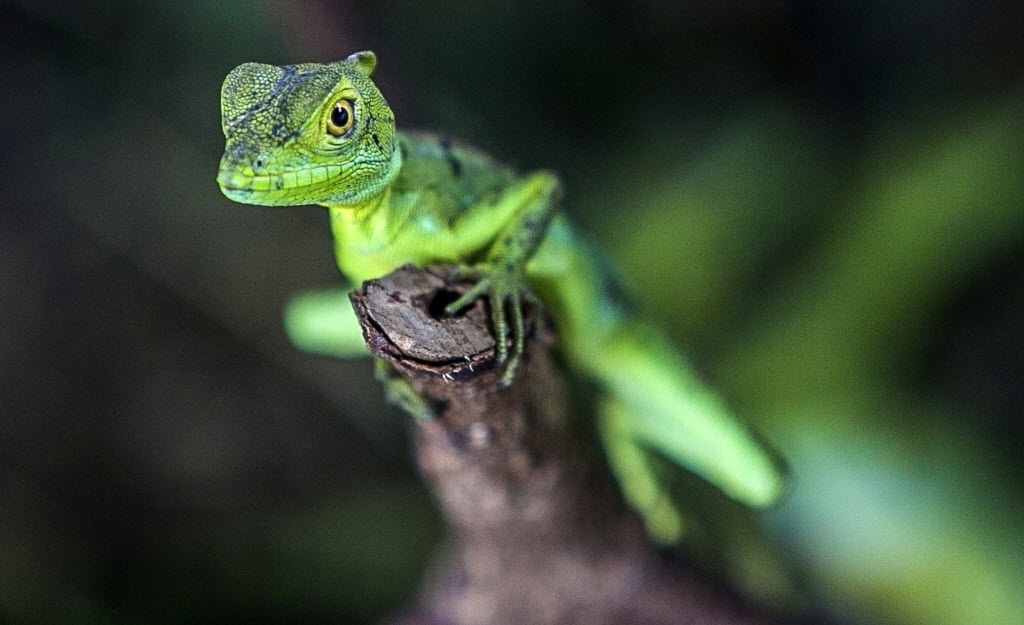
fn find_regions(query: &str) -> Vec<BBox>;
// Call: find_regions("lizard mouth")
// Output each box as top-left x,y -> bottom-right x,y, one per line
216,165 -> 345,204
215,168 -> 252,192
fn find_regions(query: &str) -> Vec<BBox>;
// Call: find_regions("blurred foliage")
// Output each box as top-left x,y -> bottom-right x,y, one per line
1,1 -> 1022,624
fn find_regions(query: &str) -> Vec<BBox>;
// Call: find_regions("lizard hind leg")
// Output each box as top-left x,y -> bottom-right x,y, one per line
588,319 -> 787,523
598,396 -> 689,544
374,358 -> 436,421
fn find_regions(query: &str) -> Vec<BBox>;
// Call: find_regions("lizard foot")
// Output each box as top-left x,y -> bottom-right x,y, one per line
444,262 -> 533,387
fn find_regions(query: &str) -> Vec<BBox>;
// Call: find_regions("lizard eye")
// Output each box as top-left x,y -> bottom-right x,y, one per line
327,99 -> 355,137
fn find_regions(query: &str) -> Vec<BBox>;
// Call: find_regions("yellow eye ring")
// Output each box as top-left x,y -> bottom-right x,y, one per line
327,99 -> 355,137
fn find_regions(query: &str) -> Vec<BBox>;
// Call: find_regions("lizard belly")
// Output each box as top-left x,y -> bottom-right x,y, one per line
333,221 -> 460,285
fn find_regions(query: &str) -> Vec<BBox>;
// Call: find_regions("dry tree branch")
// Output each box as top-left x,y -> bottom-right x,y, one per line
351,264 -> 779,625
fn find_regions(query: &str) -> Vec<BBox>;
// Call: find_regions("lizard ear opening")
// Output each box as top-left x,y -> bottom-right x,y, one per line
345,51 -> 377,76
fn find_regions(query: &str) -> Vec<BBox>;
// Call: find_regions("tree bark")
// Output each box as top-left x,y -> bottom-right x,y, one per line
351,264 -> 778,625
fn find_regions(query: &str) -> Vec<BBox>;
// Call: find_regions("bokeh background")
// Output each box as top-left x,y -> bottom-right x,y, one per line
2,1 -> 1022,624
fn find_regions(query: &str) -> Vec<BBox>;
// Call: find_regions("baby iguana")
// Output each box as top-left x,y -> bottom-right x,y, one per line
217,51 -> 785,543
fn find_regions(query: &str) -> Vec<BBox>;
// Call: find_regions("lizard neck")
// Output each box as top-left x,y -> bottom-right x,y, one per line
327,187 -> 408,281
323,129 -> 408,280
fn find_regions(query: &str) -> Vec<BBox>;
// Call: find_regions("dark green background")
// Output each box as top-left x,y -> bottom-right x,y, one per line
2,1 -> 1022,624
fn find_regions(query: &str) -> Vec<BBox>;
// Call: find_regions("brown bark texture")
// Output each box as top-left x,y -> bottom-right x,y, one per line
351,264 -> 779,625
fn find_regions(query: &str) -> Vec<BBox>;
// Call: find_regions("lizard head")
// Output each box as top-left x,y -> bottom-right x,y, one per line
217,51 -> 401,208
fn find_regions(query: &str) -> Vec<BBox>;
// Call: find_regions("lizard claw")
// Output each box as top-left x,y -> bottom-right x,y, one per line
444,263 -> 528,386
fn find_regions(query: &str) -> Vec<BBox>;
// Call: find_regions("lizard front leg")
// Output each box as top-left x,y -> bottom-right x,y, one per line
284,288 -> 368,357
444,171 -> 562,386
286,287 -> 436,419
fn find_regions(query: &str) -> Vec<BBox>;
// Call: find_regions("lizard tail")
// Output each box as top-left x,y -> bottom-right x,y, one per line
528,220 -> 785,541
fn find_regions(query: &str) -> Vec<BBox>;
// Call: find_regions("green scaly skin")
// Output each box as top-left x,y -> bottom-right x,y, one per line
217,51 -> 785,543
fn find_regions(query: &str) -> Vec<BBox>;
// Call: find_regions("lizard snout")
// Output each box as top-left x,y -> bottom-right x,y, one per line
216,166 -> 250,191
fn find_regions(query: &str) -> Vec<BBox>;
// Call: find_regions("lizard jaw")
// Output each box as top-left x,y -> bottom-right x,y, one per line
216,164 -> 345,206
216,140 -> 401,207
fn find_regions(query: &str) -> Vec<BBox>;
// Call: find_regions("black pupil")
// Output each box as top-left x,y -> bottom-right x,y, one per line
332,103 -> 350,129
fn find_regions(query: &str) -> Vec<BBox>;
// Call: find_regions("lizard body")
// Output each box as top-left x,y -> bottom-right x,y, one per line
217,52 -> 785,542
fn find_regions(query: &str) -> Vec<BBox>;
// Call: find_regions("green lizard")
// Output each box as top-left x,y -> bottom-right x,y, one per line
217,51 -> 785,543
